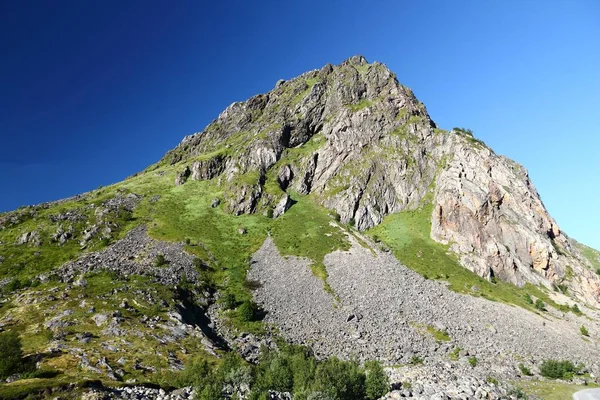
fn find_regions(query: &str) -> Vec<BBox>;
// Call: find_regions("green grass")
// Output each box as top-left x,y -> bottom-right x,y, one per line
367,200 -> 566,311
411,322 -> 450,342
515,379 -> 599,400
345,99 -> 373,112
577,241 -> 600,272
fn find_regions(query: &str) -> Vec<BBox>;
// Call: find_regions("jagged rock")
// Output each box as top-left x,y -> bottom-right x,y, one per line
159,56 -> 600,305
211,198 -> 220,208
272,194 -> 292,218
175,166 -> 191,185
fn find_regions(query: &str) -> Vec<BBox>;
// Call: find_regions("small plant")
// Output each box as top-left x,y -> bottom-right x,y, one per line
507,387 -> 529,399
534,299 -> 546,311
449,347 -> 461,361
348,217 -> 356,227
596,268 -> 600,275
468,356 -> 478,368
238,300 -> 259,322
486,376 -> 498,385
518,363 -> 532,376
410,356 -> 424,365
580,325 -> 589,337
523,293 -> 533,305
572,304 -> 582,315
243,278 -> 262,291
154,254 -> 169,268
185,238 -> 191,245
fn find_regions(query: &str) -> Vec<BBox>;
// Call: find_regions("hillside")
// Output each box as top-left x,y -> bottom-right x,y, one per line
1,56 -> 600,399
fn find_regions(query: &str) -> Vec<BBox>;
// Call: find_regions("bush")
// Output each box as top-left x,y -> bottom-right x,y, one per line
534,299 -> 546,311
410,356 -> 424,365
313,357 -> 365,400
580,325 -> 589,336
0,330 -> 25,378
238,300 -> 259,322
486,376 -> 498,385
539,359 -> 581,380
572,304 -> 582,315
364,360 -> 389,400
523,294 -> 533,305
518,363 -> 532,376
222,293 -> 238,310
468,356 -> 478,368
154,254 -> 168,267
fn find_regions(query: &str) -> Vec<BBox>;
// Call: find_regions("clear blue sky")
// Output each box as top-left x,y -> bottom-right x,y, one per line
1,1 -> 598,249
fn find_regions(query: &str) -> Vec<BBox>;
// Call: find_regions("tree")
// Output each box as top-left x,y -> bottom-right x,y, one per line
364,360 -> 389,400
0,330 -> 24,378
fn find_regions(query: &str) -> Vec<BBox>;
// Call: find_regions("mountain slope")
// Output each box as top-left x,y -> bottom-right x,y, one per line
1,56 -> 600,398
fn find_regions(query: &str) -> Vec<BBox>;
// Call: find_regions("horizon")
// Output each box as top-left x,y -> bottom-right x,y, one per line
1,1 -> 598,249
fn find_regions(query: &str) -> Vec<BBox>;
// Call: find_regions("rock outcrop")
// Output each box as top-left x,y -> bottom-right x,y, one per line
158,56 -> 600,305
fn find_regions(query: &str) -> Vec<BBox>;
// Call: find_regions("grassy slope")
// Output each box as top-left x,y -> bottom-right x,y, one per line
515,379 -> 599,400
367,200 -> 569,312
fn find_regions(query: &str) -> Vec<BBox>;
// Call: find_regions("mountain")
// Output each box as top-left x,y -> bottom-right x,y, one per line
1,56 -> 600,399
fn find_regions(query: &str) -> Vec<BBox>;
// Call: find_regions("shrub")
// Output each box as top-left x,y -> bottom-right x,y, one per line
348,218 -> 356,227
0,330 -> 25,379
539,359 -> 581,380
580,325 -> 589,337
468,356 -> 478,368
154,254 -> 169,268
410,356 -> 424,365
185,238 -> 191,245
523,294 -> 533,305
534,299 -> 546,311
486,376 -> 498,385
313,357 -> 365,400
238,300 -> 259,322
596,268 -> 600,275
572,304 -> 582,315
222,293 -> 238,310
449,347 -> 461,361
518,363 -> 532,376
364,360 -> 389,400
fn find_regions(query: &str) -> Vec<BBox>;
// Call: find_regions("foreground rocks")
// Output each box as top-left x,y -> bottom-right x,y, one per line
55,225 -> 199,285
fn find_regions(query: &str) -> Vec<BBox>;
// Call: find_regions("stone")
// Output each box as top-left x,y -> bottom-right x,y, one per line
272,194 -> 292,219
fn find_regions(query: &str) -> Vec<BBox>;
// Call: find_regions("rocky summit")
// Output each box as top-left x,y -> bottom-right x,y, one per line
1,56 -> 600,399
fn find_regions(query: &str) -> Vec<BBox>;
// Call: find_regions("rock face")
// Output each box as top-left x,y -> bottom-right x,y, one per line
159,55 -> 600,305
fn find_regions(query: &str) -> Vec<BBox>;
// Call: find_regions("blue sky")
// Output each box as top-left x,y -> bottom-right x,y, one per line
1,1 -> 598,249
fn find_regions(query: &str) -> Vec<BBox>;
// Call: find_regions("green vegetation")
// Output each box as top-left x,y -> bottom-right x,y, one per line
410,322 -> 450,342
539,359 -> 583,380
367,200 -> 563,311
486,376 -> 498,385
534,299 -> 546,311
174,344 -> 388,400
468,356 -> 478,368
580,325 -> 589,337
575,241 -> 600,272
449,347 -> 461,361
346,99 -> 373,112
0,330 -> 28,379
409,356 -> 424,365
518,363 -> 533,376
516,379 -> 598,400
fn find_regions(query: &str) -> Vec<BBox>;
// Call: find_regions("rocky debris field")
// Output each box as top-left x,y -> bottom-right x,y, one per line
55,225 -> 199,285
249,235 -> 600,377
81,386 -> 195,400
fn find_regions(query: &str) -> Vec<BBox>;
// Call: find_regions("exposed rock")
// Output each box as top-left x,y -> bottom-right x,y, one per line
211,198 -> 221,208
159,56 -> 600,305
272,194 -> 292,218
175,166 -> 191,185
